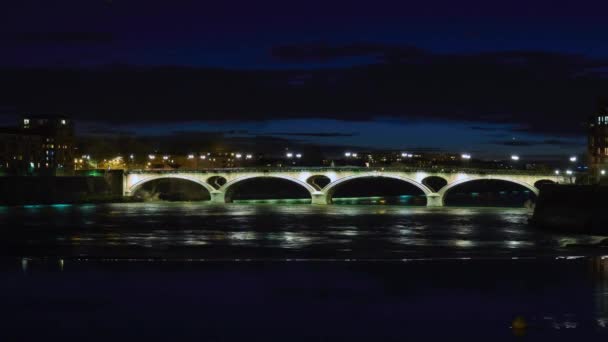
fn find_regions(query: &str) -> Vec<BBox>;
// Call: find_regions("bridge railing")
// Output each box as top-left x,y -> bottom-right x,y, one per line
125,166 -> 563,176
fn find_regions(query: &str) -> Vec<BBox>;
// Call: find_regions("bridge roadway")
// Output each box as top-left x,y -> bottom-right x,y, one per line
123,167 -> 569,207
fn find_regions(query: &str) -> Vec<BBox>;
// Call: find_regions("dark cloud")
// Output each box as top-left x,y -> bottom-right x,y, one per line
491,139 -> 581,147
1,46 -> 606,136
470,126 -> 501,131
271,43 -> 426,63
266,132 -> 358,137
491,140 -> 539,147
3,32 -> 114,45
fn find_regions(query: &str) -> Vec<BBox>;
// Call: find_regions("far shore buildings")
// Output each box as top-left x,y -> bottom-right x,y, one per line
0,115 -> 75,175
588,102 -> 608,180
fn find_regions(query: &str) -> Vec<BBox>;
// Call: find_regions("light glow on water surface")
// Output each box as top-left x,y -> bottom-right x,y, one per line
0,202 -> 605,259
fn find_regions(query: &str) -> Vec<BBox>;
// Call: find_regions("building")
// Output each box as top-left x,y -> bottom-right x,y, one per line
0,115 -> 75,174
588,103 -> 608,179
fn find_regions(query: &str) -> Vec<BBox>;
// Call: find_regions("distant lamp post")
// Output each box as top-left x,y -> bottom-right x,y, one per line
566,170 -> 573,175
601,170 -> 606,176
129,154 -> 134,160
246,154 -> 252,159
554,170 -> 560,175
344,152 -> 352,157
148,154 -> 156,160
295,153 -> 302,159
187,154 -> 194,159
461,153 -> 471,160
352,153 -> 358,157
200,155 -> 206,160
162,155 -> 169,160
235,153 -> 242,159
286,153 -> 293,158
569,156 -> 577,162
511,155 -> 520,161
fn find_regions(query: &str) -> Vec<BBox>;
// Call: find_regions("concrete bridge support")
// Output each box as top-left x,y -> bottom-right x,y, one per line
426,193 -> 443,207
311,191 -> 329,205
210,191 -> 226,204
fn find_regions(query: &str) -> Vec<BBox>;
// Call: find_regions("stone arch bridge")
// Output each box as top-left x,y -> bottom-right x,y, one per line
123,167 -> 569,207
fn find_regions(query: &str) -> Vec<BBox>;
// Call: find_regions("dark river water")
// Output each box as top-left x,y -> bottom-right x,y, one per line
0,202 -> 603,259
2,202 -> 608,340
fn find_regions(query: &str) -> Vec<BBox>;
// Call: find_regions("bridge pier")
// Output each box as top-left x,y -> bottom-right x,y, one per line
210,191 -> 226,204
311,191 -> 329,205
426,193 -> 443,207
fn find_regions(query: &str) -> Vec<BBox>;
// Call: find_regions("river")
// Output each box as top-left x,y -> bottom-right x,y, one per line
1,202 -> 608,340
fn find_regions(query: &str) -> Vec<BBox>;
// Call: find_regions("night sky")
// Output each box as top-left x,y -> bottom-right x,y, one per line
2,0 -> 608,158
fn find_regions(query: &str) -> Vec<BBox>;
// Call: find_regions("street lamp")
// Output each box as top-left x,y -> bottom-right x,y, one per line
286,153 -> 293,158
344,152 -> 352,157
554,170 -> 560,175
296,153 -> 302,159
511,155 -> 520,161
461,153 -> 471,160
246,154 -> 252,159
602,170 -> 606,176
187,154 -> 194,159
566,170 -> 573,175
569,156 -> 577,162
148,154 -> 156,160
235,153 -> 242,159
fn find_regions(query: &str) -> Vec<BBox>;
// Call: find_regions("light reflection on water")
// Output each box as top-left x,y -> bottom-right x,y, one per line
0,201 -> 606,259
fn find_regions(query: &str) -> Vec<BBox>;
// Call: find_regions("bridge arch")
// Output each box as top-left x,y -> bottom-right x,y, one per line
207,176 -> 227,190
129,175 -> 215,199
323,174 -> 433,204
307,175 -> 331,191
220,175 -> 316,203
422,176 -> 448,192
534,179 -> 556,188
439,177 -> 539,197
439,177 -> 539,207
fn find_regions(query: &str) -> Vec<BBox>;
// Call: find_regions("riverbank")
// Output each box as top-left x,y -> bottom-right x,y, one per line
531,184 -> 608,235
0,173 -> 124,206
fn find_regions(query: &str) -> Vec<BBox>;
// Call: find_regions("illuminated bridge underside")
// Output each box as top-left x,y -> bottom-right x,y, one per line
124,168 -> 569,207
